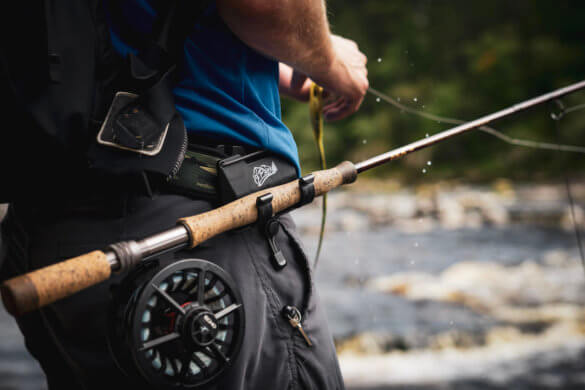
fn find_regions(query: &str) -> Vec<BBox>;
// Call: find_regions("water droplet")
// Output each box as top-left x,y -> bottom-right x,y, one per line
425,133 -> 429,138
422,105 -> 425,109
414,242 -> 419,247
413,97 -> 418,102
427,161 -> 432,166
376,97 -> 381,103
422,168 -> 427,174
362,139 -> 367,144
377,58 -> 382,63
410,260 -> 415,265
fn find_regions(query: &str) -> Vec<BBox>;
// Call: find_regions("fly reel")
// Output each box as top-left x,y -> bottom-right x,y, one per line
108,259 -> 245,389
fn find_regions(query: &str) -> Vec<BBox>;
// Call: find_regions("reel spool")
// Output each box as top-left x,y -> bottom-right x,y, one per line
108,259 -> 245,388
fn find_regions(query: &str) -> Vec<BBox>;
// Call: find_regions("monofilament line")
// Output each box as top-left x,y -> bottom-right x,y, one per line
367,87 -> 585,155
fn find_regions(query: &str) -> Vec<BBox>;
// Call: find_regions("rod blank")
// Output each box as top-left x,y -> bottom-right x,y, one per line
357,80 -> 585,173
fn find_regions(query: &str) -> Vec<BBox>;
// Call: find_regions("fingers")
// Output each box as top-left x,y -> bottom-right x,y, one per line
323,97 -> 364,122
305,34 -> 369,120
322,64 -> 369,122
323,98 -> 350,122
320,35 -> 368,120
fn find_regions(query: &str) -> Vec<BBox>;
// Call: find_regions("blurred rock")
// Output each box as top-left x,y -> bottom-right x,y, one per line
339,322 -> 585,388
437,192 -> 467,229
367,254 -> 585,323
292,180 -> 584,236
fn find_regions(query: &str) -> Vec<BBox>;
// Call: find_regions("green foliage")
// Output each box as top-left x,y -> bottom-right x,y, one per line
282,0 -> 585,182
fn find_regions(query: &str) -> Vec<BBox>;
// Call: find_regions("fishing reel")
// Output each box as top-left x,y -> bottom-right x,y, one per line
108,258 -> 245,389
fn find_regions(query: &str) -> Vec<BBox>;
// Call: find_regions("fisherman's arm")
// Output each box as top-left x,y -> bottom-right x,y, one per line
216,0 -> 369,121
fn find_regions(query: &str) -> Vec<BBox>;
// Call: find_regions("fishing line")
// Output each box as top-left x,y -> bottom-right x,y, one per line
551,100 -> 585,277
367,87 -> 585,154
367,85 -> 585,274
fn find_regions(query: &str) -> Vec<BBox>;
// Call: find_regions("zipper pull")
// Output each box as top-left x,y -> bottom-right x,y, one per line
282,306 -> 312,347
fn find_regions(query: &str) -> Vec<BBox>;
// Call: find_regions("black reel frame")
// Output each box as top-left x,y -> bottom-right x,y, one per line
108,259 -> 245,389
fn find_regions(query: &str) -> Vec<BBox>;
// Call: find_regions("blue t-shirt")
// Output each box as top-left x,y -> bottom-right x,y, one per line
105,1 -> 300,173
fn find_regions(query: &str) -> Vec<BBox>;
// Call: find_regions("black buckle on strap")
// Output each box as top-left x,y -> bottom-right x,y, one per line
256,193 -> 274,226
297,174 -> 316,208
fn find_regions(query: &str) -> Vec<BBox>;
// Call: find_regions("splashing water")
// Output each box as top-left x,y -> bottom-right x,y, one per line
425,133 -> 429,138
427,161 -> 432,166
377,58 -> 382,63
376,97 -> 381,103
362,139 -> 368,144
413,97 -> 418,102
422,168 -> 427,173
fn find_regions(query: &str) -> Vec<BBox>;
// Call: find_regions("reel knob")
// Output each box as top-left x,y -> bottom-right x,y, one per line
181,306 -> 219,348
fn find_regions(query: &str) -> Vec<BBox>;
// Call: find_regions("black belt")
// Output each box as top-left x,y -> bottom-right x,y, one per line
164,139 -> 297,205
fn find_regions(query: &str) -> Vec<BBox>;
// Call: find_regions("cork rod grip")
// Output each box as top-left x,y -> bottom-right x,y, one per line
179,161 -> 357,248
1,250 -> 111,316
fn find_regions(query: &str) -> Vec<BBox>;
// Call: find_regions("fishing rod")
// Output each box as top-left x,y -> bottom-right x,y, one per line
3,79 -> 585,317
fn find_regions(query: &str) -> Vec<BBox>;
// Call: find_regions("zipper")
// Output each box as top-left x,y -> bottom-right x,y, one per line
167,126 -> 188,179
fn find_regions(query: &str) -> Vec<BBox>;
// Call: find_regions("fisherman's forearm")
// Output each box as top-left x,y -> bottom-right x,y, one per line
216,0 -> 337,83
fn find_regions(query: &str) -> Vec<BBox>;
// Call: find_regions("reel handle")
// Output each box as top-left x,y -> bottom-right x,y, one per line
1,251 -> 111,316
178,161 -> 357,248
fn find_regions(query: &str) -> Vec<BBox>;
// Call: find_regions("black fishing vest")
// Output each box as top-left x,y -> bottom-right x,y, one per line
0,0 -> 208,202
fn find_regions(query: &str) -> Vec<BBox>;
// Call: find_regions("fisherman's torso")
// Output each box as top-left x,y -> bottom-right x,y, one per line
104,0 -> 301,173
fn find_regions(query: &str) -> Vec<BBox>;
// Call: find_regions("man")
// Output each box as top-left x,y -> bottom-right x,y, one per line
0,0 -> 368,388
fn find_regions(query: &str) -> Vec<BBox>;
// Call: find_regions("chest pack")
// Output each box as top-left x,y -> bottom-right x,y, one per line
0,1 -> 208,202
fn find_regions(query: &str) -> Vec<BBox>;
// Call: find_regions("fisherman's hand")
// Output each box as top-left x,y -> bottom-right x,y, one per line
278,63 -> 313,102
314,34 -> 369,122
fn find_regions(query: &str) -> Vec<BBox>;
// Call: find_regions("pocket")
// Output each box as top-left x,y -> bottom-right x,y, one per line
277,214 -> 314,316
277,215 -> 346,390
244,213 -> 314,320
